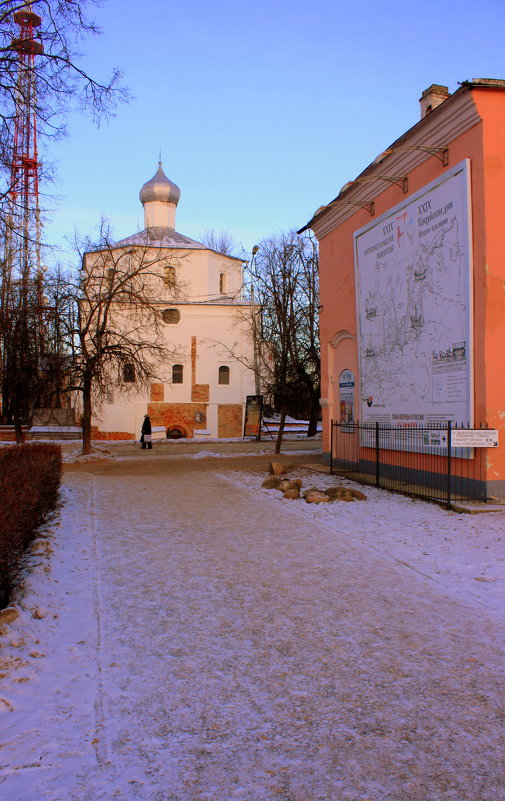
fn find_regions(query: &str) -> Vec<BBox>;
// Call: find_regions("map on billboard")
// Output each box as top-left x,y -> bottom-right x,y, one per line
354,160 -> 472,428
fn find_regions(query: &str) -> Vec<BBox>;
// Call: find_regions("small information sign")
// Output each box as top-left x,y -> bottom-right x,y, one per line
451,429 -> 499,448
243,395 -> 263,439
339,369 -> 355,423
422,430 -> 447,448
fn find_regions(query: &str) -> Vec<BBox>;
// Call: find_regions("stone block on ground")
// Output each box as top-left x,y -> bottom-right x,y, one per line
269,461 -> 288,475
325,486 -> 352,501
268,462 -> 298,476
277,478 -> 303,492
262,476 -> 283,489
303,489 -> 330,504
324,486 -> 367,502
283,488 -> 300,500
0,607 -> 19,625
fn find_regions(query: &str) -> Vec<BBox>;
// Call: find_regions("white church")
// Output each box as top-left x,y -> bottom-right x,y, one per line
85,162 -> 256,441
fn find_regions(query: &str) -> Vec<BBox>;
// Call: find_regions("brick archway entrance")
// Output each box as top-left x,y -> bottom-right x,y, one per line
167,426 -> 187,439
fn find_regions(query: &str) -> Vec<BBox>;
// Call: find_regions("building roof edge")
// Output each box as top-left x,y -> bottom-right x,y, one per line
299,80 -> 494,236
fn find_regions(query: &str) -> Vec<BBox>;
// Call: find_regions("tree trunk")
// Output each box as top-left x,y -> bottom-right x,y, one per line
13,408 -> 24,445
81,373 -> 93,455
307,396 -> 320,437
275,404 -> 287,454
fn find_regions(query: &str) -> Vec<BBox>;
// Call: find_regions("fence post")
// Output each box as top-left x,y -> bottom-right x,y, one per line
447,420 -> 452,507
375,421 -> 380,487
330,419 -> 334,475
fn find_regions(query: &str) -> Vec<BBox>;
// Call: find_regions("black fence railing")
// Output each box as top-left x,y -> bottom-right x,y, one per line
330,420 -> 489,506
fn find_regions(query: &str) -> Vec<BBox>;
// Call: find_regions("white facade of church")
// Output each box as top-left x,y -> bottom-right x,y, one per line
85,162 -> 256,441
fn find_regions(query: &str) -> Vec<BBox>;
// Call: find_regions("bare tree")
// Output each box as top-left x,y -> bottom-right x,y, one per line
0,0 -> 127,435
200,228 -> 240,257
251,231 -> 320,452
0,259 -> 42,440
289,232 -> 320,436
0,0 -> 126,182
201,231 -> 320,452
0,1 -> 126,257
61,223 -> 182,454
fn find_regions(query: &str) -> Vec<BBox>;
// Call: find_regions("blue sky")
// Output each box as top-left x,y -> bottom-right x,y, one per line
41,0 -> 505,263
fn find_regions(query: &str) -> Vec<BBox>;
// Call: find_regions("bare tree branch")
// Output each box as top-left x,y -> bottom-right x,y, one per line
60,221 -> 185,453
200,228 -> 242,258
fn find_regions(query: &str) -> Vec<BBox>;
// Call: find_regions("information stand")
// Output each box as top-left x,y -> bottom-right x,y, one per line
243,395 -> 263,440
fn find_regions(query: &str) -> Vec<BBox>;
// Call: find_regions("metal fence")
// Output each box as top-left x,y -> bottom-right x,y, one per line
330,420 -> 488,505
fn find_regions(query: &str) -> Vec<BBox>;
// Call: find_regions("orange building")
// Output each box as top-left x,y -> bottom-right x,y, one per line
302,80 -> 505,500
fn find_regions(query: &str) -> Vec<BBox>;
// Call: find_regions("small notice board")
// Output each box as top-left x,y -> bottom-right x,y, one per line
243,395 -> 263,438
451,429 -> 499,448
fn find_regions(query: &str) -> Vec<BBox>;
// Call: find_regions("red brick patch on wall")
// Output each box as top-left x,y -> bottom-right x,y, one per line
91,427 -> 134,440
0,427 -> 28,442
192,384 -> 209,403
147,402 -> 208,438
150,383 -> 165,402
191,335 -> 209,403
218,404 -> 243,438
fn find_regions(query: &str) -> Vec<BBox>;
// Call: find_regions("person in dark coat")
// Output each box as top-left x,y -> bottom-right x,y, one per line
141,414 -> 152,449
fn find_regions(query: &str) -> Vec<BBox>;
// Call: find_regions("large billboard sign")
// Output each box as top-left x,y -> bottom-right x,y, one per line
354,160 -> 473,429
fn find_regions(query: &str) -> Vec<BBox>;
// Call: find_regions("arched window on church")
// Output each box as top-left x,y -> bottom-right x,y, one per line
219,272 -> 226,293
218,365 -> 230,385
162,308 -> 180,324
123,363 -> 135,383
164,265 -> 176,286
172,364 -> 183,384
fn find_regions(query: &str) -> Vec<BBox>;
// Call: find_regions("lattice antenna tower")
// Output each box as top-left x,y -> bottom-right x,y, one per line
7,2 -> 44,284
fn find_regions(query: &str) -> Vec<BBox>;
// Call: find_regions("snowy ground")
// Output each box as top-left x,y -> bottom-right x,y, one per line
0,449 -> 504,801
226,466 -> 505,615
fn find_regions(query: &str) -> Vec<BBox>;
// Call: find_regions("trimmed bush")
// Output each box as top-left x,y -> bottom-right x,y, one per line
0,443 -> 62,607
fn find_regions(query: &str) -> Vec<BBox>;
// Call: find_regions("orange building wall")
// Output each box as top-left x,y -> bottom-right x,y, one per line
318,87 -> 505,496
472,90 -> 505,490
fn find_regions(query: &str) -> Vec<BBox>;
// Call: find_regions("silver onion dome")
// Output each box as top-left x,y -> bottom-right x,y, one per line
139,161 -> 181,206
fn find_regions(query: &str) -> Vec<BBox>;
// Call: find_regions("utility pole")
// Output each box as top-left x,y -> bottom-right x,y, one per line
249,244 -> 260,395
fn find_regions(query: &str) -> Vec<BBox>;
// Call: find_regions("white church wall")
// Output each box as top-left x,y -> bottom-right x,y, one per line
84,161 -> 255,440
93,300 -> 254,438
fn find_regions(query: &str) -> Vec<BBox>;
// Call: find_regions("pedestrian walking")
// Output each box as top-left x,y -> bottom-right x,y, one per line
140,414 -> 152,449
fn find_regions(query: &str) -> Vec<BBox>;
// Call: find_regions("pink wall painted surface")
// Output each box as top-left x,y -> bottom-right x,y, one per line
317,85 -> 505,493
472,89 -> 505,487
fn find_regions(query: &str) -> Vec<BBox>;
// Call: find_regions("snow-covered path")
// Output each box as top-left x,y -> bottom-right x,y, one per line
1,453 -> 505,801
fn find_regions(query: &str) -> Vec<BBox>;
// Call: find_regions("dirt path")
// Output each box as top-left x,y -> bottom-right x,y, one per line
1,450 -> 505,801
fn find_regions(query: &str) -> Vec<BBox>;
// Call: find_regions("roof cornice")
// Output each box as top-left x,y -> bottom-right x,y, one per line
302,84 -> 482,239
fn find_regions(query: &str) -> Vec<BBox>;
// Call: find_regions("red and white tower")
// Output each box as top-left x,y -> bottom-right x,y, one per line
7,3 -> 44,282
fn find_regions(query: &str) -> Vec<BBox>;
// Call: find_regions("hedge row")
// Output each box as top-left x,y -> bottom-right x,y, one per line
0,443 -> 62,607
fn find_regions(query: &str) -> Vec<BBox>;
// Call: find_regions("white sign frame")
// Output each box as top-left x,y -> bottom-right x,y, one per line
451,429 -> 498,448
354,160 -> 474,433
